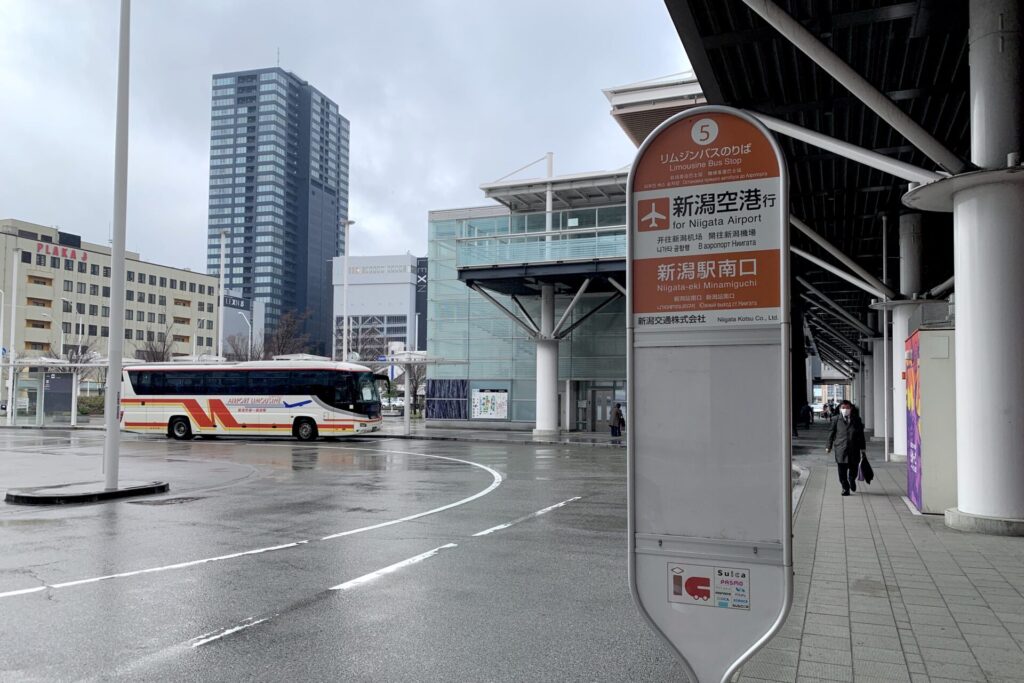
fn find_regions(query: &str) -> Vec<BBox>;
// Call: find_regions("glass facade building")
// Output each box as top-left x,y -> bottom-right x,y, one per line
426,198 -> 628,431
207,67 -> 349,355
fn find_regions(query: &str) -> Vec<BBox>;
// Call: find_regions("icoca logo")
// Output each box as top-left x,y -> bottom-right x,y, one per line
691,118 -> 719,146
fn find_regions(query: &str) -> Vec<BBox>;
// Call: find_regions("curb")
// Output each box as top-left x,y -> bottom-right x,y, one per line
5,480 -> 170,505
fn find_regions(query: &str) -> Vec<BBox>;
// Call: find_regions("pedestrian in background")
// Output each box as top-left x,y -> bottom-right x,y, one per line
825,400 -> 865,496
609,403 -> 624,439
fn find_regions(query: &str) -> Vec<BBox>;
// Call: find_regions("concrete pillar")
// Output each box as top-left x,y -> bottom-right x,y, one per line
890,213 -> 922,462
534,284 -> 559,436
947,0 -> 1024,532
862,355 -> 874,435
871,338 -> 887,441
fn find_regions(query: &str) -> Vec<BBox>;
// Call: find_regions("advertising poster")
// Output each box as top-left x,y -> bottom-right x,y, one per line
906,332 -> 922,510
471,388 -> 508,420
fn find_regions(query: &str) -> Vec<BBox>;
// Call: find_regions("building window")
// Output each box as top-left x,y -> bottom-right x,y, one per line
199,284 -> 206,295
102,286 -> 110,298
159,277 -> 167,288
158,314 -> 166,324
147,312 -> 155,323
127,272 -> 134,282
137,309 -> 144,320
157,332 -> 165,342
198,302 -> 205,312
148,294 -> 156,304
137,272 -> 145,282
149,275 -> 156,286
21,251 -> 31,264
50,257 -> 60,269
77,282 -> 86,294
88,325 -> 97,337
136,330 -> 144,341
189,282 -> 196,293
91,264 -> 99,276
102,306 -> 110,317
206,337 -> 213,347
90,284 -> 98,296
101,326 -> 109,338
64,260 -> 73,271
78,262 -> 86,273
76,303 -> 85,314
170,279 -> 177,289
158,295 -> 166,306
89,304 -> 98,316
180,281 -> 188,291
62,300 -> 72,313
126,291 -> 134,301
147,330 -> 155,342
63,280 -> 73,292
103,267 -> 111,278
126,310 -> 134,320
124,329 -> 132,340
137,290 -> 144,301
62,322 -> 72,334
36,254 -> 46,266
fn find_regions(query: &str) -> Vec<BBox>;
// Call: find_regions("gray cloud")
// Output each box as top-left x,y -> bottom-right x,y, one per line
0,0 -> 688,269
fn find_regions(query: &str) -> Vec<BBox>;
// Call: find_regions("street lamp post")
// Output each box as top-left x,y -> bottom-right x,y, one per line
342,219 -> 354,362
59,297 -> 72,359
6,249 -> 19,426
238,310 -> 252,360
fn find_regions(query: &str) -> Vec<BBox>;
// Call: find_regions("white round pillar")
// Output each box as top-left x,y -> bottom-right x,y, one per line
534,285 -> 560,436
871,338 -> 887,440
862,355 -> 874,434
890,213 -> 922,462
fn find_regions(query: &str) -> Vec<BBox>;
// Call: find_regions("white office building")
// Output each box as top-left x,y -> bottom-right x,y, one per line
331,254 -> 419,361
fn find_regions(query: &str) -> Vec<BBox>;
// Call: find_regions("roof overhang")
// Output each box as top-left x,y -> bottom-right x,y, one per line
603,72 -> 708,145
480,169 -> 629,213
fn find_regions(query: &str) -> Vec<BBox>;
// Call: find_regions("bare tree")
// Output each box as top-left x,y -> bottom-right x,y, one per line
348,316 -> 388,362
405,363 -> 426,415
264,311 -> 311,357
135,324 -> 177,362
225,333 -> 264,361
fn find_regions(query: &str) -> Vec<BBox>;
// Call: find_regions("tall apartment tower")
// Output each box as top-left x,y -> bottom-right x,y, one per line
207,67 -> 349,356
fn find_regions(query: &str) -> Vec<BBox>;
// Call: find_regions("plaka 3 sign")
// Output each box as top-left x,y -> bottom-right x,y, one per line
631,111 -> 783,330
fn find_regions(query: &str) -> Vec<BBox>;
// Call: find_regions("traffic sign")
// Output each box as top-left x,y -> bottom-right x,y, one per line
627,106 -> 792,683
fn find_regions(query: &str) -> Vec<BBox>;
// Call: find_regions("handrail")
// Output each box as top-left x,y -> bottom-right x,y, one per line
456,224 -> 626,243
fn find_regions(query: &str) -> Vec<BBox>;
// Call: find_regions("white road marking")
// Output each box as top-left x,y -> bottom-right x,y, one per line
190,616 -> 270,648
472,496 -> 582,537
0,541 -> 308,599
330,543 -> 458,591
901,496 -> 922,516
0,444 -> 503,600
319,451 -> 503,540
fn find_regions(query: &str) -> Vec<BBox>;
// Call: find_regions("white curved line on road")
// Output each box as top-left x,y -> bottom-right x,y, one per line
190,616 -> 272,648
318,448 -> 503,540
330,543 -> 459,591
472,496 -> 582,536
0,445 -> 502,600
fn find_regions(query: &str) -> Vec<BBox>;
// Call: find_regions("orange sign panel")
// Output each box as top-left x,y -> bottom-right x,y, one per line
630,111 -> 785,330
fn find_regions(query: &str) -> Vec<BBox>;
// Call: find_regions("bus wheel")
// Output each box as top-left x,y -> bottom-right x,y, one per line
169,417 -> 193,440
294,418 -> 318,442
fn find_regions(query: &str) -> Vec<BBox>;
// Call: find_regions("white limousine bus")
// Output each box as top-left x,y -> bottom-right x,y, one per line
120,360 -> 384,441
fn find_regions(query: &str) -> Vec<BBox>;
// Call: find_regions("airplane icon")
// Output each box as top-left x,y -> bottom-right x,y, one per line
638,198 -> 669,231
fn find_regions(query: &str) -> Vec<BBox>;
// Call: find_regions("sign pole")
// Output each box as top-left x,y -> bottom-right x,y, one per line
627,106 -> 792,682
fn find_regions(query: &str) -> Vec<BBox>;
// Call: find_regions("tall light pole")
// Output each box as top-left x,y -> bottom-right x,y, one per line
238,310 -> 252,360
342,219 -> 354,363
59,298 -> 72,359
217,229 -> 227,358
7,249 -> 19,426
102,0 -> 131,491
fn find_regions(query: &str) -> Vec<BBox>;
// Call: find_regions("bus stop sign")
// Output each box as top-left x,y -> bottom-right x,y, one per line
627,106 -> 792,683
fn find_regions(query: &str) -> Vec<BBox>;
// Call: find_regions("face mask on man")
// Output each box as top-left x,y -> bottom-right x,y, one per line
840,408 -> 851,418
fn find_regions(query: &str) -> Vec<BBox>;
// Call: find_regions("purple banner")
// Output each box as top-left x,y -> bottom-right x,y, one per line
906,332 -> 922,510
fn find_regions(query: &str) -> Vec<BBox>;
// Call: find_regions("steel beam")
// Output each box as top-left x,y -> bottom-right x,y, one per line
741,0 -> 967,174
791,216 -> 897,298
791,246 -> 887,299
927,275 -> 955,298
796,277 -> 877,336
470,284 -> 538,339
806,313 -> 863,354
552,278 -> 591,337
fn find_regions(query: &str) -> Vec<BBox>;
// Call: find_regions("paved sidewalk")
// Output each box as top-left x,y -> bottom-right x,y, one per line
738,423 -> 1024,683
374,418 -> 626,448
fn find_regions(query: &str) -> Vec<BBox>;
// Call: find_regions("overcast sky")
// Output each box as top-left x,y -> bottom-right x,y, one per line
0,1 -> 688,271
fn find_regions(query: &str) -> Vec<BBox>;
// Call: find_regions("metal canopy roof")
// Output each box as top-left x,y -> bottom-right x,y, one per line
480,169 -> 629,212
661,0 -> 964,348
604,72 -> 708,146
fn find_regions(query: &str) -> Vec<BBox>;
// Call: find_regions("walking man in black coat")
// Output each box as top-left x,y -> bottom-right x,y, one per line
826,400 -> 866,496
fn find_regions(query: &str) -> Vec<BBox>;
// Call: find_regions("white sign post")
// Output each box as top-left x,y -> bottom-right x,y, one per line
627,106 -> 792,683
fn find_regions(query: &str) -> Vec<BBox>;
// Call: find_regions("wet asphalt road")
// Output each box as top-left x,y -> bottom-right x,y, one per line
0,430 -> 687,682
